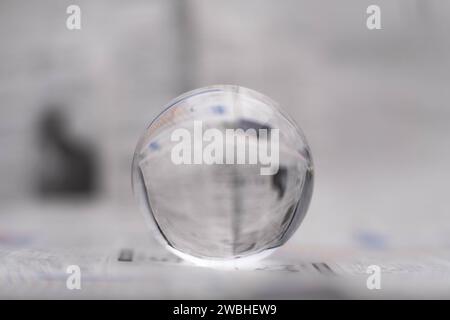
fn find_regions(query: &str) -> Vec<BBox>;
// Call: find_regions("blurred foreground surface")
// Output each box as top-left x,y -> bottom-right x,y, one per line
2,197 -> 450,299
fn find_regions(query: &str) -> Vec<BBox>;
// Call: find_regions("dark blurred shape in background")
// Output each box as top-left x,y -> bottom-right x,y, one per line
35,106 -> 97,197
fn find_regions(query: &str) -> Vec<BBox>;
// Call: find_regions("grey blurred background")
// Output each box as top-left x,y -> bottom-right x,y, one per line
1,0 -> 450,267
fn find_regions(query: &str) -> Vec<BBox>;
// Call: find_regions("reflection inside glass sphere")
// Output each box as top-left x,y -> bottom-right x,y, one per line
132,85 -> 313,267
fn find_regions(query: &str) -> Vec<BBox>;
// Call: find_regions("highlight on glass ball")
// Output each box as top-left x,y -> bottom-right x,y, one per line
132,85 -> 314,267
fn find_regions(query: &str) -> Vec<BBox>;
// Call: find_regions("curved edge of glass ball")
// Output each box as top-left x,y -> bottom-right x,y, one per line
131,85 -> 314,268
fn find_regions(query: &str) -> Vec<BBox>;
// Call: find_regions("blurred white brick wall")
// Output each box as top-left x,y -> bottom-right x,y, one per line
1,0 -> 450,217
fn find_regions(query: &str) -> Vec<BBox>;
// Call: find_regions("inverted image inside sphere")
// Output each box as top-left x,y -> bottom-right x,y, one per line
132,85 -> 313,265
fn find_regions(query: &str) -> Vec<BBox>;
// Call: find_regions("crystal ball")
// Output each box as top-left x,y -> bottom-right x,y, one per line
132,85 -> 313,267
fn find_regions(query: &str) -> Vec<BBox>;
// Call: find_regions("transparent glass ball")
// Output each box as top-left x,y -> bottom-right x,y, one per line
132,85 -> 313,267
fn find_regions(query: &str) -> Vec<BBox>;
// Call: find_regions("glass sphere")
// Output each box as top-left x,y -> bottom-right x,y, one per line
132,85 -> 313,267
